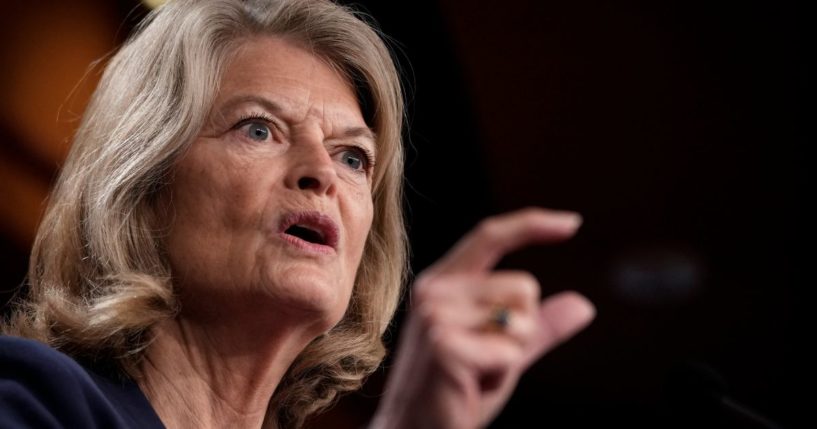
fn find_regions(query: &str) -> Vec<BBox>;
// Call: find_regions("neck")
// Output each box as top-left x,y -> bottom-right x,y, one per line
138,312 -> 320,429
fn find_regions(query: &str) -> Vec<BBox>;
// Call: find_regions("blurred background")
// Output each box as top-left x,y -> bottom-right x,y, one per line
0,0 -> 808,428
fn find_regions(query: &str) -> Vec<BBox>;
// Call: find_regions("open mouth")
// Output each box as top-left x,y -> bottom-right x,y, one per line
279,211 -> 339,250
285,224 -> 327,245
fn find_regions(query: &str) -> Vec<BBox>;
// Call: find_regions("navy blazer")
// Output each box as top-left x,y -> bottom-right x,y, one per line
0,336 -> 164,428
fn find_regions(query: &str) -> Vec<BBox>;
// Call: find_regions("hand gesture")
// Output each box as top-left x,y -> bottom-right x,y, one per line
371,208 -> 596,429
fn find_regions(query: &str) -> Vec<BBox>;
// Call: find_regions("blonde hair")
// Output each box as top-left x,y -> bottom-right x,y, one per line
3,0 -> 407,427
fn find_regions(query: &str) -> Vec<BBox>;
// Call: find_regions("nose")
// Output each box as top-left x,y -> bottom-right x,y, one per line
284,140 -> 337,197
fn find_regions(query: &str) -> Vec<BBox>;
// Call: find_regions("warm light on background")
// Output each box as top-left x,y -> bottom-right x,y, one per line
0,1 -> 121,247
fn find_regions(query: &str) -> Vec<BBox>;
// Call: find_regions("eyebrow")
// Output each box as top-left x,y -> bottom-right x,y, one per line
217,94 -> 377,148
338,126 -> 377,147
217,94 -> 285,117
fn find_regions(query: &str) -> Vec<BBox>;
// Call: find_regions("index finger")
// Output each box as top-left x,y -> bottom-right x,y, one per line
428,208 -> 583,275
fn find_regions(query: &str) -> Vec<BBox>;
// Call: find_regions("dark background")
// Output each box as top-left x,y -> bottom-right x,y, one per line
1,1 -> 808,428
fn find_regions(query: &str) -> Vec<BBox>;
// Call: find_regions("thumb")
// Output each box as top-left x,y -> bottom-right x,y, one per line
523,291 -> 596,367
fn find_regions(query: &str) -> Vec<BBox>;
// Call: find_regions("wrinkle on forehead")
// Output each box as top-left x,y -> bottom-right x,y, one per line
212,35 -> 374,148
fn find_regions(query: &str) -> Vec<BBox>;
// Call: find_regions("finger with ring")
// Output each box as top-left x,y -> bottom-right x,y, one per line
484,306 -> 512,332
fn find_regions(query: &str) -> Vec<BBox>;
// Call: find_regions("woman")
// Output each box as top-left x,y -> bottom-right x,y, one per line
0,0 -> 594,428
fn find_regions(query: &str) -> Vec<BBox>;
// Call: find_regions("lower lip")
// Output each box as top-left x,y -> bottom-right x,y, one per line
279,232 -> 336,255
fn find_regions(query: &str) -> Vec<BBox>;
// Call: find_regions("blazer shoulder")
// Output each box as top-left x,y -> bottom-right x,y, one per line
0,335 -> 127,428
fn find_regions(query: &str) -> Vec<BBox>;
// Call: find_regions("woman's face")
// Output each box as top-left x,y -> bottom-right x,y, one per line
164,36 -> 374,332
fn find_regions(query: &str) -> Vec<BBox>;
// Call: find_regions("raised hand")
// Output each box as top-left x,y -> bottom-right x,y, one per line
371,208 -> 596,429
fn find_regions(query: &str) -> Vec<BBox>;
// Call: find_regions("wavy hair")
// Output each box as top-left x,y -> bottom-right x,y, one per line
2,0 -> 407,427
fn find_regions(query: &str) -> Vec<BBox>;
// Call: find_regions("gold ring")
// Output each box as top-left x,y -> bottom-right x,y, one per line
486,306 -> 511,332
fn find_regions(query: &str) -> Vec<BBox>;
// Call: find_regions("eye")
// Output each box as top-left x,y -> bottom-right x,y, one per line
338,147 -> 373,172
232,113 -> 277,142
341,150 -> 363,170
244,122 -> 270,142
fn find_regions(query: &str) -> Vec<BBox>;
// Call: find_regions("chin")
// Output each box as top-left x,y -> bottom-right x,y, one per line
264,267 -> 352,331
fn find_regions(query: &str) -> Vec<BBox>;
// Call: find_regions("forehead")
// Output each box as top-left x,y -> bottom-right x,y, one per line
212,36 -> 377,149
218,36 -> 359,116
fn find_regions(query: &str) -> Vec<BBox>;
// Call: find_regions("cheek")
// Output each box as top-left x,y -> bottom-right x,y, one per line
164,145 -> 270,271
177,145 -> 268,222
172,166 -> 234,233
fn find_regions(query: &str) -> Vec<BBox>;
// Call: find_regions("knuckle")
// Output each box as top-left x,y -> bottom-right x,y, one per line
412,272 -> 438,302
513,272 -> 541,301
475,217 -> 503,243
413,272 -> 467,305
497,270 -> 540,303
413,300 -> 444,331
